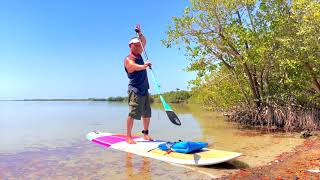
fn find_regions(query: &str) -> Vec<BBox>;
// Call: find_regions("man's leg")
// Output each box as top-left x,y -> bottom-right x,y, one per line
142,117 -> 153,141
142,93 -> 153,141
126,116 -> 136,144
127,90 -> 139,144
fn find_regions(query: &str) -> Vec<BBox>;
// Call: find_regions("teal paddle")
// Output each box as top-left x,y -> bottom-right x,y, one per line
135,29 -> 181,126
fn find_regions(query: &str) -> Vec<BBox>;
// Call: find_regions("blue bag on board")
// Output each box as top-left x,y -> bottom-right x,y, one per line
158,141 -> 208,154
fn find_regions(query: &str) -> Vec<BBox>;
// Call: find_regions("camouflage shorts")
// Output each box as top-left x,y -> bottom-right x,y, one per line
128,90 -> 151,120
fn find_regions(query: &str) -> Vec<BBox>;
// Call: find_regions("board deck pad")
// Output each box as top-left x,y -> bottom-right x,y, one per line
86,131 -> 241,166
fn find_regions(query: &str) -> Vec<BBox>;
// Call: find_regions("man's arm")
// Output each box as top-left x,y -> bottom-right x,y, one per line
124,57 -> 150,74
138,33 -> 146,48
135,24 -> 146,48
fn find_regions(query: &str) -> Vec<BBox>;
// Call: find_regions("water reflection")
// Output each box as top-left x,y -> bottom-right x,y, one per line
125,153 -> 151,180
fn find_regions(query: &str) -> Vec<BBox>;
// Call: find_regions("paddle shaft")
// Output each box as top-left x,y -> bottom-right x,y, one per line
135,34 -> 161,95
135,30 -> 181,126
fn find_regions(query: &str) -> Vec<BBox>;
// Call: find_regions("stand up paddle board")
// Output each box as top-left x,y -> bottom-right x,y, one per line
86,131 -> 241,166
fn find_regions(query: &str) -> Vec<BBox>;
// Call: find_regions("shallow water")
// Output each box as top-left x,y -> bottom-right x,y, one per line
0,101 -> 303,179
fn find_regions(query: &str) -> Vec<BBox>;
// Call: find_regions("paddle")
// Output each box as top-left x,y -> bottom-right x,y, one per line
135,28 -> 181,126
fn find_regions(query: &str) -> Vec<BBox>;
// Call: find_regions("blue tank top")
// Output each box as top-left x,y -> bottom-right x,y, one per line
125,55 -> 149,96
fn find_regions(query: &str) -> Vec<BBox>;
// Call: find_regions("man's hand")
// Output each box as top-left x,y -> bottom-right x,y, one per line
134,24 -> 146,48
135,24 -> 142,34
144,60 -> 152,68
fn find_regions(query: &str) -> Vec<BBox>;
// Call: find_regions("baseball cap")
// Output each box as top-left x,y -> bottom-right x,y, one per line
129,37 -> 140,45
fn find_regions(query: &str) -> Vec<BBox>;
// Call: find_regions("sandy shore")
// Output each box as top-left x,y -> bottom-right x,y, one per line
225,136 -> 320,179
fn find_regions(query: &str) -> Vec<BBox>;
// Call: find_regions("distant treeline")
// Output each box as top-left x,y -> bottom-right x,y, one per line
20,98 -> 107,101
107,90 -> 192,103
106,96 -> 126,102
150,90 -> 191,103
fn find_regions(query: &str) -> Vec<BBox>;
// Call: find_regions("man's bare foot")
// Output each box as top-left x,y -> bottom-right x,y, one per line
126,137 -> 136,144
143,135 -> 153,141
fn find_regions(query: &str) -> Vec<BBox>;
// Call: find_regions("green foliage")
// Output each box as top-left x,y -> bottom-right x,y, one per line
151,90 -> 192,103
163,0 -> 320,110
191,67 -> 247,110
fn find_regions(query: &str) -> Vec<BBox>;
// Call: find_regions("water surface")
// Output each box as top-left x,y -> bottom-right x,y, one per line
0,101 -> 303,179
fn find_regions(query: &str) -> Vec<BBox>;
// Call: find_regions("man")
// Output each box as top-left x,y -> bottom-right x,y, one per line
124,25 -> 153,144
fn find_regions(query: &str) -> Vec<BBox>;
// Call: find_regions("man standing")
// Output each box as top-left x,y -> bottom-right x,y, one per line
124,25 -> 153,144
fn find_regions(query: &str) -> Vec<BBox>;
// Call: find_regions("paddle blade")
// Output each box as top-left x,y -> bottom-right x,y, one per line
166,110 -> 181,126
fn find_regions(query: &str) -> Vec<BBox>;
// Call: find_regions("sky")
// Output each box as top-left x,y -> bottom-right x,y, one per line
0,0 -> 195,100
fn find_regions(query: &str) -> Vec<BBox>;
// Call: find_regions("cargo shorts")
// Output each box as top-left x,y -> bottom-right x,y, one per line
128,90 -> 151,120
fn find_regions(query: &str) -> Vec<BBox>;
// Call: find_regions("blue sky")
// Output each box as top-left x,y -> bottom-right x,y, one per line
0,0 -> 194,100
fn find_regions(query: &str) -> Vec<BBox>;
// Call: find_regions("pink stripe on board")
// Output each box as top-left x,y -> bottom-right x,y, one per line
92,134 -> 142,147
96,135 -> 127,144
92,139 -> 111,147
